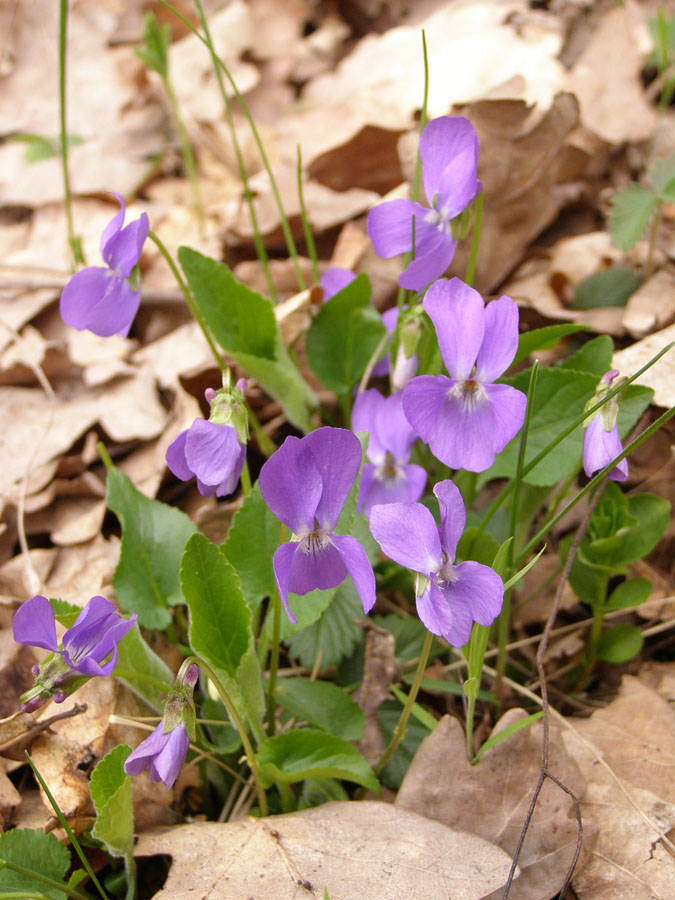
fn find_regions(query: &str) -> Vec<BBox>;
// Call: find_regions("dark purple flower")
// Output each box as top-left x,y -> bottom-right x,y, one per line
402,278 -> 527,472
352,389 -> 425,517
367,117 -> 480,291
258,427 -> 376,622
583,369 -> 628,482
166,380 -> 247,497
320,267 -> 356,301
13,595 -> 136,678
60,193 -> 149,337
124,721 -> 190,788
369,480 -> 503,648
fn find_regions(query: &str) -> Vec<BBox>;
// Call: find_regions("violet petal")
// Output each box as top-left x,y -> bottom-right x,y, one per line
184,419 -> 243,486
99,193 -> 126,259
165,430 -> 192,482
330,533 -> 376,613
583,417 -> 628,481
376,391 -> 417,463
398,230 -> 457,292
419,116 -> 479,209
436,144 -> 480,220
433,480 -> 466,564
304,428 -> 361,531
367,198 -> 436,259
474,295 -> 519,383
446,561 -> 504,627
482,383 -> 527,454
401,374 -> 450,447
320,267 -> 356,301
124,723 -> 168,776
12,595 -> 59,652
424,278 -> 484,380
259,435 -> 323,534
149,723 -> 190,788
271,542 -> 301,623
352,390 -> 387,464
104,214 -> 149,278
60,267 -> 113,331
369,501 -> 442,575
416,579 -> 457,639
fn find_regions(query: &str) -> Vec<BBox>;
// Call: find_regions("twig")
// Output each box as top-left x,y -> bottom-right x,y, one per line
502,479 -> 606,900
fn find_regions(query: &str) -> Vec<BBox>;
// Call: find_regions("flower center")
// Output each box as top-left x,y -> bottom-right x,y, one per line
299,531 -> 331,558
447,380 -> 488,410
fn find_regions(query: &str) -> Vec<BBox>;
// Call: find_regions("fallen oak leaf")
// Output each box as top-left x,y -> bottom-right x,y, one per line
0,703 -> 87,761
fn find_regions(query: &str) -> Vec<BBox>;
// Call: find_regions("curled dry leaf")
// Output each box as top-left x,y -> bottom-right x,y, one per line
396,713 -> 593,900
612,322 -> 675,408
353,622 -> 399,765
562,676 -> 675,899
136,801 -> 515,900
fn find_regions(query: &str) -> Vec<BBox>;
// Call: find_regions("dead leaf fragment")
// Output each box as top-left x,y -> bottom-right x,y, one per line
136,801 -> 515,900
396,713 -> 593,900
622,267 -> 675,338
612,323 -> 675,408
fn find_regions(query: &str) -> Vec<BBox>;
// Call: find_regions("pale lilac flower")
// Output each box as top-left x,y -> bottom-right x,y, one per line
370,480 -> 503,648
583,369 -> 628,482
124,722 -> 189,788
352,389 -> 425,517
258,427 -> 376,622
320,267 -> 356,301
166,380 -> 247,498
402,278 -> 527,472
60,193 -> 149,337
367,117 -> 480,291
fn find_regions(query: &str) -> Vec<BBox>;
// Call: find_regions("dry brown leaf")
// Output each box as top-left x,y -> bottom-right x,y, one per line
565,1 -> 656,145
43,534 -> 120,604
136,801 -> 515,900
0,549 -> 57,604
612,323 -> 675,408
353,623 -> 399,765
562,685 -> 675,900
396,713 -> 593,900
622,267 -> 675,338
0,769 -> 22,829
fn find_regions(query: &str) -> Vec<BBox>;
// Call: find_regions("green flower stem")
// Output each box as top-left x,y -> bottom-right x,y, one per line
357,329 -> 390,395
183,656 -> 268,816
165,0 -> 304,292
58,0 -> 83,267
162,76 -> 205,235
470,341 -> 674,547
297,145 -> 319,284
0,893 -> 54,900
464,190 -> 483,288
124,854 -> 136,900
577,606 -> 605,692
496,361 -> 539,694
244,399 -> 276,457
240,458 -> 252,495
266,586 -> 282,737
148,230 -> 225,372
0,865 -> 89,900
25,752 -> 110,900
518,404 -> 675,563
373,629 -> 433,777
190,0 -> 276,300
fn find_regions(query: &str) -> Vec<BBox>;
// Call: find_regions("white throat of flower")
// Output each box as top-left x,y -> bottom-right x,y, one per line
425,208 -> 451,236
293,520 -> 332,557
447,379 -> 488,410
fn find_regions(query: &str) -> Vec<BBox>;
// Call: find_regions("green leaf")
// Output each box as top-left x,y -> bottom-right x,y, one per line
472,712 -> 543,763
181,533 -> 264,725
502,544 -> 546,592
585,492 -> 670,570
573,268 -> 642,310
135,13 -> 170,78
10,131 -> 84,163
558,334 -> 613,376
604,577 -> 652,611
456,527 -> 500,566
299,777 -> 348,809
255,729 -> 379,793
0,829 -> 70,900
107,467 -> 197,628
650,151 -> 675,200
390,685 -> 437,731
114,623 -> 174,712
372,615 -> 439,664
276,678 -> 365,741
222,482 -> 278,610
287,579 -> 364,668
306,274 -> 385,395
608,184 -> 659,250
481,367 -> 597,486
178,247 -> 315,431
90,745 -> 134,858
49,597 -> 81,628
596,624 -> 644,663
513,324 -> 589,365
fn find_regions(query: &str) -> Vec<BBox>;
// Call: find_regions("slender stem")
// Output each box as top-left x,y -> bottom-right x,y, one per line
0,863 -> 89,900
187,657 -> 268,816
471,342 -> 674,545
644,199 -> 662,281
357,329 -> 389,395
297,145 -> 319,283
266,587 -> 282,736
124,853 -> 137,900
58,0 -> 83,267
0,893 -> 53,900
373,630 -> 433,777
190,0 -> 276,299
163,76 -> 205,235
464,191 -> 483,288
148,230 -> 226,371
577,607 -> 605,692
240,458 -> 251,495
244,399 -> 276,457
25,753 -> 110,900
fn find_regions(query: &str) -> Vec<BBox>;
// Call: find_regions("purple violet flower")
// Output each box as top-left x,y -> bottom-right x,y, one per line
258,427 -> 376,622
320,267 -> 356,301
352,389 -> 425,517
367,116 -> 481,292
402,277 -> 527,472
60,193 -> 149,337
369,480 -> 503,648
166,379 -> 248,498
124,722 -> 190,788
583,369 -> 628,482
13,595 -> 136,711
